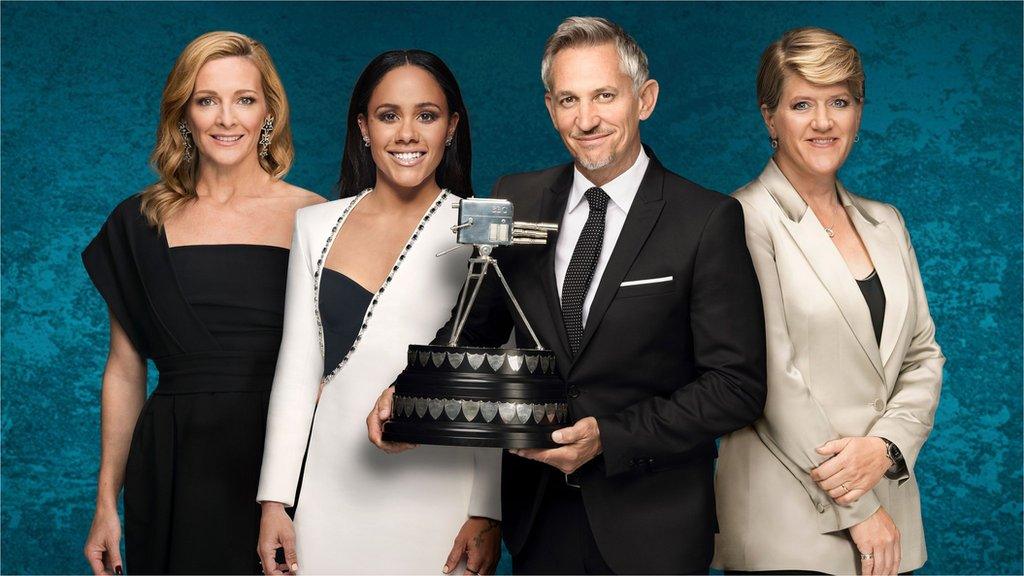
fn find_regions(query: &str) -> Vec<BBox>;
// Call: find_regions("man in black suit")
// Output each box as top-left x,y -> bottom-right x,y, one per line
369,16 -> 767,575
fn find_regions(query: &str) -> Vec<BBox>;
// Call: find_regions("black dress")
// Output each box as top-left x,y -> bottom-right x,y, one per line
82,196 -> 289,574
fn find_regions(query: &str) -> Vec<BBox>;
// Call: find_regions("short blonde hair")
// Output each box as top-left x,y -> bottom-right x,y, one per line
140,31 -> 294,228
757,27 -> 865,111
541,16 -> 649,94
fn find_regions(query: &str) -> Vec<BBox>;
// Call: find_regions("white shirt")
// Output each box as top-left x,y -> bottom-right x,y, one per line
555,148 -> 650,326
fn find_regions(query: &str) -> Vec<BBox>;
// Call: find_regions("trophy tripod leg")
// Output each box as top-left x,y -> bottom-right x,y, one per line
449,258 -> 491,346
490,260 -> 545,350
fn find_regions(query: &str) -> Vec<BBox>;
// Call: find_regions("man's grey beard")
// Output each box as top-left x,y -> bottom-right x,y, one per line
578,152 -> 615,171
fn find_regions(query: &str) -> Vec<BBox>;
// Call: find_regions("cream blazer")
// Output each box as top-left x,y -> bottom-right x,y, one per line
713,160 -> 944,574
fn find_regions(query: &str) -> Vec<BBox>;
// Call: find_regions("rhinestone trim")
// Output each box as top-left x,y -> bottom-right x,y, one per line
315,189 -> 450,385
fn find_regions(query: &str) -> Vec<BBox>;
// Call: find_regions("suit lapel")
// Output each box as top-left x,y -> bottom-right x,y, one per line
841,186 -> 909,369
574,158 -> 666,361
760,161 -> 884,379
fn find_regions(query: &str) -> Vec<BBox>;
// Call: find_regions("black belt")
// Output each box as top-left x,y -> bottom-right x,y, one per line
153,351 -> 277,394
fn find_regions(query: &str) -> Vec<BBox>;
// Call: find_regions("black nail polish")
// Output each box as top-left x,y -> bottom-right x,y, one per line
115,566 -> 123,575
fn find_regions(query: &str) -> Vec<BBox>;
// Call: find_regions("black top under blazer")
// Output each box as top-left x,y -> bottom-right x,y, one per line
435,149 -> 768,574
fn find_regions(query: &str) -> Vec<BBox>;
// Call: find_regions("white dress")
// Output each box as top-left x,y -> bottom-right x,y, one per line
257,190 -> 502,574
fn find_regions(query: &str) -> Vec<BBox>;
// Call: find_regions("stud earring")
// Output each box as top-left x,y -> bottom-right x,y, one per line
259,115 -> 274,158
178,120 -> 193,163
770,137 -> 778,150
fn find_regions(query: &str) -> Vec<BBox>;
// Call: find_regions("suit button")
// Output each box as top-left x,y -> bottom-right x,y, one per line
873,398 -> 885,412
567,385 -> 580,398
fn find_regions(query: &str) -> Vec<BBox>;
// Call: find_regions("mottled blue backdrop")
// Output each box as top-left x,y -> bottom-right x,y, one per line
2,2 -> 1021,574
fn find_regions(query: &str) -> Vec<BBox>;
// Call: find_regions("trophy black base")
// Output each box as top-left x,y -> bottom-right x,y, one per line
384,421 -> 559,448
383,345 -> 567,450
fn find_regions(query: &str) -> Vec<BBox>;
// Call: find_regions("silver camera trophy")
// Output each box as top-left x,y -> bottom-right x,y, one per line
382,198 -> 567,448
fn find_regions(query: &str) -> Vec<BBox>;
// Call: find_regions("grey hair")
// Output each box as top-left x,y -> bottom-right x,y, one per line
541,16 -> 650,94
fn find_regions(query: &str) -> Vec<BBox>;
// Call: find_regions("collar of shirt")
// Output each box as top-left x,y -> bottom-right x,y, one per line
567,147 -> 650,217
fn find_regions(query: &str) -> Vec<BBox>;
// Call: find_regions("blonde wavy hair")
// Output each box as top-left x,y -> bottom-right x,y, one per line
140,31 -> 294,228
757,27 -> 865,112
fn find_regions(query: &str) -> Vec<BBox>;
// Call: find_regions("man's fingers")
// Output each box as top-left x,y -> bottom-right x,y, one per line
510,448 -> 544,461
551,424 -> 580,445
443,538 -> 466,574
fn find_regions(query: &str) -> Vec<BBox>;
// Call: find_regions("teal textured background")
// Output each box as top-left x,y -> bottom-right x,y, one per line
2,2 -> 1021,574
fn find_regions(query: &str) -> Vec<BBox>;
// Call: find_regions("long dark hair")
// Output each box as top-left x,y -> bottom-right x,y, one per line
336,50 -> 473,198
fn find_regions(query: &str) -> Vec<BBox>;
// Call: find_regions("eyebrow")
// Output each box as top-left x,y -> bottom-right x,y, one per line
555,86 -> 618,97
375,102 -> 443,111
193,89 -> 259,96
789,92 -> 852,100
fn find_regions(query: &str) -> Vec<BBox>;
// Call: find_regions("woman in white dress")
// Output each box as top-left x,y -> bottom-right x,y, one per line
256,50 -> 501,575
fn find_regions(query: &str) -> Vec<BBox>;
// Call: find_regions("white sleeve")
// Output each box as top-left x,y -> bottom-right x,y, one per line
257,211 -> 323,506
466,447 -> 502,520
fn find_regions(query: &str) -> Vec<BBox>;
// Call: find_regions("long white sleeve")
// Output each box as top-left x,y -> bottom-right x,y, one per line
257,210 -> 324,507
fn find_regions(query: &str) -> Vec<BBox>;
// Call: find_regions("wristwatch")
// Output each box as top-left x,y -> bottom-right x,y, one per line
881,437 -> 906,479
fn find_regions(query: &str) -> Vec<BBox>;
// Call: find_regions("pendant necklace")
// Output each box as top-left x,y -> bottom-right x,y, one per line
823,196 -> 839,238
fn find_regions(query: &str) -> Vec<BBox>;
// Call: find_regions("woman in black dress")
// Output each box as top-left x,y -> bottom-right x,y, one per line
81,31 -> 322,575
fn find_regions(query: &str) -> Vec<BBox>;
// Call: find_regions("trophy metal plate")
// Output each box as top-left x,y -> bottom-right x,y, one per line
383,198 -> 565,448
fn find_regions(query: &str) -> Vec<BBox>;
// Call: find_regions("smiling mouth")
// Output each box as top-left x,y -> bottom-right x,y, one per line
573,132 -> 613,149
211,135 -> 243,142
807,137 -> 839,147
389,151 -> 426,166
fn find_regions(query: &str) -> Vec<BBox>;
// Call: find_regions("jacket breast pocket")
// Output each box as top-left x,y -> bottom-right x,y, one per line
615,275 -> 677,298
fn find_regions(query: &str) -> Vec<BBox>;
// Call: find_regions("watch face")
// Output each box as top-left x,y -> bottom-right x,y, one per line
887,441 -> 904,463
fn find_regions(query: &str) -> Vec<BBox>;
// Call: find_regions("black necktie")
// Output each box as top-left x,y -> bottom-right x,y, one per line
561,186 -> 609,355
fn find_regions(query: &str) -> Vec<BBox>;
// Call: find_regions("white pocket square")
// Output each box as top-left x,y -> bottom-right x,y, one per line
620,276 -> 673,287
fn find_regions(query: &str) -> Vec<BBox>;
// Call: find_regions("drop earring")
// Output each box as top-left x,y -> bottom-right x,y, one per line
259,115 -> 274,158
770,137 -> 778,150
178,120 -> 193,163
362,136 -> 371,148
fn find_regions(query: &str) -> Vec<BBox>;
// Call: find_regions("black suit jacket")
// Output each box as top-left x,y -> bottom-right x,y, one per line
436,151 -> 767,574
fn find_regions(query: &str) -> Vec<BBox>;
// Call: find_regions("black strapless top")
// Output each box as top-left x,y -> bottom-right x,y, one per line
169,244 -> 289,352
319,268 -> 373,377
856,269 -> 886,345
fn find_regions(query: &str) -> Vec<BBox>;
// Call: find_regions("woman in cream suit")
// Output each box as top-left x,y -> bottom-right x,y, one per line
714,28 -> 943,575
255,51 -> 501,575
